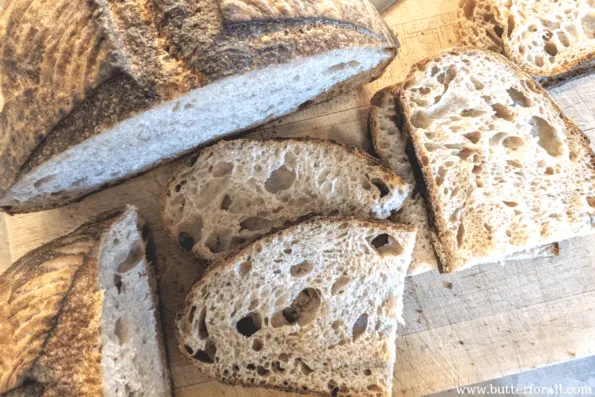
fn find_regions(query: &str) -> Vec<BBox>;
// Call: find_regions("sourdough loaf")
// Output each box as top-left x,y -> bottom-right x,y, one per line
399,48 -> 595,272
0,206 -> 172,396
0,0 -> 398,214
177,217 -> 416,397
162,138 -> 409,264
369,83 -> 559,275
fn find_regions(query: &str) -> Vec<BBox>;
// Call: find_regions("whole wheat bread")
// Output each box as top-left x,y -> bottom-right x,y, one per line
176,217 -> 416,397
457,0 -> 595,86
0,0 -> 398,214
162,138 -> 409,264
0,206 -> 172,396
370,83 -> 559,275
399,47 -> 595,272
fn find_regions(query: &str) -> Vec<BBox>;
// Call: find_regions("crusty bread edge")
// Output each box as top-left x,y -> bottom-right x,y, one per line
175,216 -> 415,396
161,137 -> 411,265
399,46 -> 595,272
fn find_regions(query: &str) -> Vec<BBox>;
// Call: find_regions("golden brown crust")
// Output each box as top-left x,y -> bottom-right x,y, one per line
161,137 -> 410,263
0,208 -> 126,395
399,47 -> 595,272
0,0 -> 397,209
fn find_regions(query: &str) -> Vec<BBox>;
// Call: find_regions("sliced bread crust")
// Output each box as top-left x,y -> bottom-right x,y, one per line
0,206 -> 172,396
162,138 -> 409,264
177,216 -> 416,397
399,47 -> 595,272
370,83 -> 559,274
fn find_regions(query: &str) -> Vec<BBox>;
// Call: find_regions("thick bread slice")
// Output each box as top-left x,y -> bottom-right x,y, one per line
176,217 -> 416,397
162,138 -> 410,264
0,0 -> 398,214
457,0 -> 595,86
399,47 -> 595,272
370,84 -> 559,275
0,206 -> 172,396
457,0 -> 506,54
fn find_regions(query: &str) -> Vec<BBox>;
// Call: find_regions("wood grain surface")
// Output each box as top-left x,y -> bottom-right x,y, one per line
2,1 -> 595,396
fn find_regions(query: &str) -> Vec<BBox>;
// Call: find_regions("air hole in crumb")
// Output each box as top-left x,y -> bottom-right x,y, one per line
236,312 -> 262,337
587,197 -> 595,208
211,162 -> 233,177
507,14 -> 515,36
252,338 -> 264,351
492,103 -> 514,121
256,365 -> 270,376
530,117 -> 563,157
192,339 -> 217,364
265,165 -> 296,194
221,194 -> 232,210
197,307 -> 208,339
368,385 -> 382,392
238,261 -> 252,277
117,241 -> 144,273
544,41 -> 558,56
205,229 -> 231,253
271,288 -> 321,328
371,179 -> 390,198
369,234 -> 403,256
114,274 -> 124,294
290,261 -> 314,278
301,362 -> 314,375
272,361 -> 285,373
331,275 -> 351,295
463,131 -> 481,144
364,369 -> 372,376
352,313 -> 368,340
239,217 -> 277,231
502,136 -> 525,150
507,88 -> 531,107
457,223 -> 465,248
331,319 -> 343,330
410,111 -> 431,129
114,317 -> 132,345
184,345 -> 193,355
503,201 -> 518,207
178,232 -> 194,252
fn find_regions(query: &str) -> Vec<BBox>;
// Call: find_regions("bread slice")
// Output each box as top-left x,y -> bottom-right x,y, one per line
457,0 -> 506,55
457,0 -> 595,86
0,206 -> 172,396
0,0 -> 398,214
399,47 -> 595,272
162,138 -> 410,264
370,83 -> 560,275
176,217 -> 416,397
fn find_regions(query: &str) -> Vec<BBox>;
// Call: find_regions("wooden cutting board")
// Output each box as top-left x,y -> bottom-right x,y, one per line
2,0 -> 595,396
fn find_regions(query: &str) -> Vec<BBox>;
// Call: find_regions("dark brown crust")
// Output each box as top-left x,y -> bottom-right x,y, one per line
399,47 -> 595,272
160,137 -> 410,264
0,207 -> 126,394
0,0 -> 397,213
176,216 -> 414,396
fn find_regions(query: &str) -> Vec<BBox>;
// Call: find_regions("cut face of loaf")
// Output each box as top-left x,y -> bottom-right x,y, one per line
177,217 -> 416,397
162,138 -> 409,264
457,0 -> 595,85
0,0 -> 397,214
0,207 -> 171,396
370,83 -> 559,275
400,48 -> 595,272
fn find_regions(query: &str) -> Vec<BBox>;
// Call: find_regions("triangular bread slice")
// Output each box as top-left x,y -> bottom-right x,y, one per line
177,217 -> 416,397
0,206 -> 171,396
162,138 -> 409,264
457,0 -> 595,86
370,83 -> 559,275
399,47 -> 595,272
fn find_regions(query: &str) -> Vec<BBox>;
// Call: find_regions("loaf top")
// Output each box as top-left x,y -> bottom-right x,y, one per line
0,0 -> 396,198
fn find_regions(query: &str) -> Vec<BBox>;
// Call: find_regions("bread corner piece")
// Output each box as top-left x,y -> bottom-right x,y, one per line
176,217 -> 416,397
399,47 -> 595,273
0,206 -> 172,396
0,0 -> 398,215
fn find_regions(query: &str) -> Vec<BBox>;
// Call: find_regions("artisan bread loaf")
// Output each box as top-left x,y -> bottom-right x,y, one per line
177,217 -> 416,397
162,138 -> 409,264
0,206 -> 172,396
457,0 -> 595,86
370,83 -> 559,275
399,47 -> 595,272
0,0 -> 398,214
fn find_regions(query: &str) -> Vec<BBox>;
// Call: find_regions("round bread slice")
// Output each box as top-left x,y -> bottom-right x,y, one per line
176,217 -> 416,397
162,138 -> 409,264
